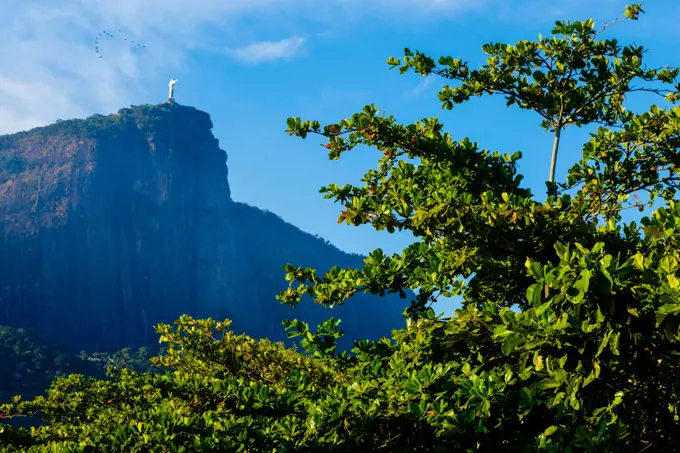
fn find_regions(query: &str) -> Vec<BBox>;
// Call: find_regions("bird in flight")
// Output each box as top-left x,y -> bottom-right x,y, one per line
95,29 -> 147,60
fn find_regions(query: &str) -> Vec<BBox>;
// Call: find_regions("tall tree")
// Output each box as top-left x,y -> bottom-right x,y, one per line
384,5 -> 676,184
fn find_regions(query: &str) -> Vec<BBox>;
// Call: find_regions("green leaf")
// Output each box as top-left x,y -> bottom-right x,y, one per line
527,283 -> 543,305
609,332 -> 621,356
526,259 -> 545,281
632,253 -> 645,271
543,425 -> 559,437
403,382 -> 421,394
554,242 -> 569,260
659,256 -> 678,275
573,269 -> 592,294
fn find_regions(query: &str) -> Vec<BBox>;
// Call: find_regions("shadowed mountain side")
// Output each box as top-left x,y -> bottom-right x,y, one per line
0,103 -> 407,353
225,201 -> 407,349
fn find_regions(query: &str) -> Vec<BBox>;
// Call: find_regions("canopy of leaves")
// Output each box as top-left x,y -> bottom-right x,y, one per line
2,4 -> 680,452
0,325 -> 164,403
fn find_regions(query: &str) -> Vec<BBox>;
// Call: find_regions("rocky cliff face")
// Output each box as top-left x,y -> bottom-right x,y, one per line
0,103 -> 405,352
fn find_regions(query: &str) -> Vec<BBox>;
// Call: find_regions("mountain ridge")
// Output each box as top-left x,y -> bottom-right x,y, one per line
0,102 -> 406,353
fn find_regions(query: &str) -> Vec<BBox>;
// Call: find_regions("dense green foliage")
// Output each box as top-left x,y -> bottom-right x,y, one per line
0,326 -> 164,404
2,4 -> 680,451
0,326 -> 94,403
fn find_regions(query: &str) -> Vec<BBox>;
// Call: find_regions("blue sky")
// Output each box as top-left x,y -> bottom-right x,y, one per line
1,0 -> 679,315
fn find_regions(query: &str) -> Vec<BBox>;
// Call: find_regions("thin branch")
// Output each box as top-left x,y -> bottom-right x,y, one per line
594,16 -> 629,37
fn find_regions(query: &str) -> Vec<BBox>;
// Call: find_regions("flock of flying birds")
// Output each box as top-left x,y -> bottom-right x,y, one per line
94,29 -> 147,59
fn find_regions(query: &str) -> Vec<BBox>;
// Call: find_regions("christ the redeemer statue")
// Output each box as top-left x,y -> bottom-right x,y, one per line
168,78 -> 177,103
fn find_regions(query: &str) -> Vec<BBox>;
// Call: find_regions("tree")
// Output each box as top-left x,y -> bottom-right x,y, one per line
385,4 -> 675,185
2,4 -> 680,452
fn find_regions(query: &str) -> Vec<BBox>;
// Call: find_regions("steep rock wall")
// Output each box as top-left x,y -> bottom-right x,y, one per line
0,103 -> 405,352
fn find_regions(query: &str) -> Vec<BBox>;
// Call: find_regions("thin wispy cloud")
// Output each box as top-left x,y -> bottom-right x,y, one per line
0,0 -> 647,136
404,77 -> 434,99
0,0 -> 317,134
232,36 -> 307,64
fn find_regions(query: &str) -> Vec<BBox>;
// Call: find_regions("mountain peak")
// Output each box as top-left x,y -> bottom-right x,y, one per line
0,104 -> 406,352
0,102 -> 231,237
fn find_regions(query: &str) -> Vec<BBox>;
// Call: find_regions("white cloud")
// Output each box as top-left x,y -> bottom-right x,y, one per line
404,77 -> 433,99
231,36 -> 307,64
0,0 -> 657,136
0,0 -> 310,134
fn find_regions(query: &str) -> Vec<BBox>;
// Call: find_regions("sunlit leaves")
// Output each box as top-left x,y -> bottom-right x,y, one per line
387,4 -> 679,183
